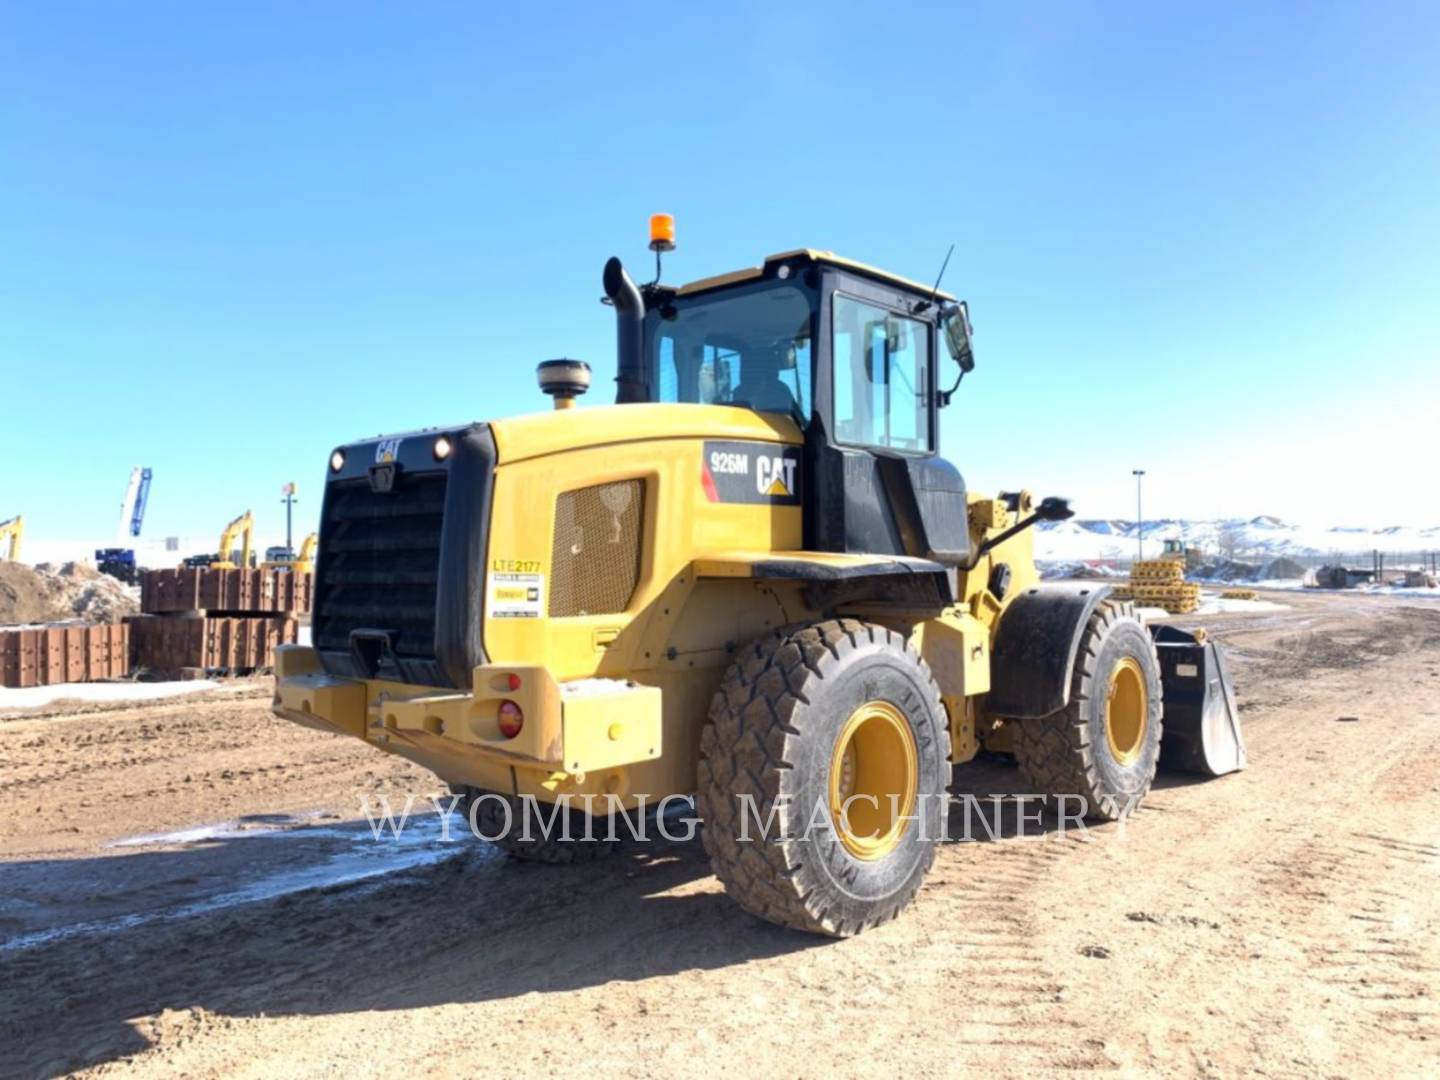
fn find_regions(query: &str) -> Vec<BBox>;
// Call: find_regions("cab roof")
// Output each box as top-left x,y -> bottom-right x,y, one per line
674,249 -> 956,302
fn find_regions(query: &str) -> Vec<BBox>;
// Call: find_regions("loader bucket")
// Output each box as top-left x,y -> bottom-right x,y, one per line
1149,625 -> 1246,776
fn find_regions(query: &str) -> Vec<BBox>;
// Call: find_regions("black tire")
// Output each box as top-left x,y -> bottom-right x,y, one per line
697,618 -> 951,937
451,786 -> 620,865
1012,600 -> 1163,821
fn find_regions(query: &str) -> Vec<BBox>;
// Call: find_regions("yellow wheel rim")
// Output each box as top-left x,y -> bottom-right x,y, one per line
1105,656 -> 1148,766
828,700 -> 918,860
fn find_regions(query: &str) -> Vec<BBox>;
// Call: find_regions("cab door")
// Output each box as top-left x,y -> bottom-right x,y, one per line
806,273 -> 970,565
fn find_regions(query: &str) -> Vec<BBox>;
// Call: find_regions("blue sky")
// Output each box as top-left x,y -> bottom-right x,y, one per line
3,1 -> 1438,548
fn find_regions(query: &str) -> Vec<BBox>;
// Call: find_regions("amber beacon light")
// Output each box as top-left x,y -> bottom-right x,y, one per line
649,213 -> 675,252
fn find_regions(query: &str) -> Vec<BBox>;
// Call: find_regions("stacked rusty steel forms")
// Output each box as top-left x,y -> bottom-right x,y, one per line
129,567 -> 312,676
0,623 -> 131,688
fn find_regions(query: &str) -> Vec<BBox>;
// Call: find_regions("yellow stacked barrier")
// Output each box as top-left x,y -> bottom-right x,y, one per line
1130,559 -> 1186,582
1115,559 -> 1201,613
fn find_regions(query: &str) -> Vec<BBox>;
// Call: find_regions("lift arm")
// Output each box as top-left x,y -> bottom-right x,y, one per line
130,468 -> 152,538
211,511 -> 254,569
294,532 -> 318,574
0,515 -> 22,562
115,467 -> 153,541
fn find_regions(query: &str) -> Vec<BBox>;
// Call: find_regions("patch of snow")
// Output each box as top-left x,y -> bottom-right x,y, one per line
1,813 -> 478,955
1358,584 -> 1440,599
108,813 -> 333,848
1193,594 -> 1289,615
0,678 -> 220,713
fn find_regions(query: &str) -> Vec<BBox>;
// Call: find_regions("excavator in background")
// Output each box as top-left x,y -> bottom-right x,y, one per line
0,516 -> 22,562
262,532 -> 318,573
293,532 -> 318,573
209,511 -> 255,570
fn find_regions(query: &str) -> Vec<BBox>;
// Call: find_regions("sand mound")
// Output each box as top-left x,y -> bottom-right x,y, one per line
1260,556 -> 1307,580
0,561 -> 140,626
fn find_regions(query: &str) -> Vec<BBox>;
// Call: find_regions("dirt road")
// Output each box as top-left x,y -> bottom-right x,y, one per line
2,592 -> 1438,1078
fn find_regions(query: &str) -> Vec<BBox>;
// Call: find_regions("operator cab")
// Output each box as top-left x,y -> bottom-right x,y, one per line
632,249 -> 973,431
604,245 -> 979,566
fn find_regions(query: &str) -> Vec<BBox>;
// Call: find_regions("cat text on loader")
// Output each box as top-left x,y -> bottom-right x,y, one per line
273,218 -> 1245,936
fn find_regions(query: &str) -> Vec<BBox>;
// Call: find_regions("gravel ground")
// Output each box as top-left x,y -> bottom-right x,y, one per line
1,590 -> 1437,1078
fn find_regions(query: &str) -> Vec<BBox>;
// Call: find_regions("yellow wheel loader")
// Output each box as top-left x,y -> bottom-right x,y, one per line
274,223 -> 1244,936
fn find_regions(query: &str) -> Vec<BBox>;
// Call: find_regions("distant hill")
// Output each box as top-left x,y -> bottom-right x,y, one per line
1036,516 -> 1440,563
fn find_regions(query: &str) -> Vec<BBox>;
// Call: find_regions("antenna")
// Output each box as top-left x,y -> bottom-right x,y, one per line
915,243 -> 955,312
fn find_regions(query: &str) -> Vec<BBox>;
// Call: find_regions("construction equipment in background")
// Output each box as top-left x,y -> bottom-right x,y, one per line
210,511 -> 254,570
0,516 -> 22,562
293,532 -> 317,573
117,467 -> 153,541
273,218 -> 1245,937
96,468 -> 154,583
1311,564 -> 1376,589
1112,557 -> 1202,613
260,532 -> 318,573
1158,537 -> 1205,572
94,548 -> 140,584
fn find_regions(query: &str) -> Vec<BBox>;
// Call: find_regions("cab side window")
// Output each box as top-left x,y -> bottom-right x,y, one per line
832,295 -> 931,452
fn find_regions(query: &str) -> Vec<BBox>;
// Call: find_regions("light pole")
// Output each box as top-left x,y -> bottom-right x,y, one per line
1132,469 -> 1146,563
281,483 -> 297,554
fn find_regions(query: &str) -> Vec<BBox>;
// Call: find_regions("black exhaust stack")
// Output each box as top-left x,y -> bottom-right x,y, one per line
604,256 -> 647,404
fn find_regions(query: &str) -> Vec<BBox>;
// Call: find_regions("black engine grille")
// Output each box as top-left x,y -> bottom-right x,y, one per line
313,471 -> 447,662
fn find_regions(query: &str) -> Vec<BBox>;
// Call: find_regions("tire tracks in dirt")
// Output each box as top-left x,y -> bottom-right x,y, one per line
2,591 -> 1438,1077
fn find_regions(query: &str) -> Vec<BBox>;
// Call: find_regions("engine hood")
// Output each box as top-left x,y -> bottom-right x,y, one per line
490,403 -> 802,465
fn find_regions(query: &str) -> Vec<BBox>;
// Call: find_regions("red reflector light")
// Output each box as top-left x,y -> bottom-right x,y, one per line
506,673 -> 522,691
498,699 -> 524,739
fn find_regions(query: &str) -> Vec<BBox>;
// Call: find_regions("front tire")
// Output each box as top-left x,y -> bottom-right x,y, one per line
697,619 -> 951,937
1012,600 -> 1163,820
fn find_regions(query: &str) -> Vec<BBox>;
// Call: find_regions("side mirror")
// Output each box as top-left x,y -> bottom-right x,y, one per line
1035,495 -> 1073,522
942,302 -> 975,373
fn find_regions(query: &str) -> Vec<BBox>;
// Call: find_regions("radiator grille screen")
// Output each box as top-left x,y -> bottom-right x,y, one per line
313,472 -> 446,658
548,480 -> 644,617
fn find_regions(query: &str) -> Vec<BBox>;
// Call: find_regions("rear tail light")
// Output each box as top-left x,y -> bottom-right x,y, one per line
497,700 -> 524,739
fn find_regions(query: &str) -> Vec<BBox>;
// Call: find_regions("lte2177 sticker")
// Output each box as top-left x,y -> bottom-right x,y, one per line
491,559 -> 542,574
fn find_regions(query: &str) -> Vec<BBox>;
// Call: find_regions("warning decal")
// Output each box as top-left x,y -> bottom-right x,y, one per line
701,441 -> 801,506
488,572 -> 544,619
